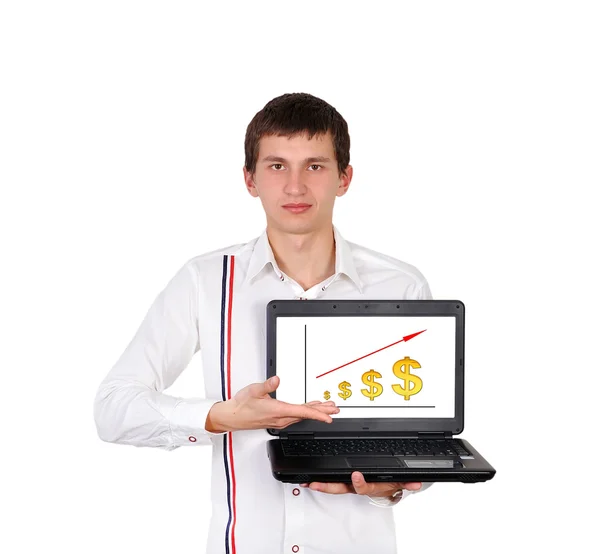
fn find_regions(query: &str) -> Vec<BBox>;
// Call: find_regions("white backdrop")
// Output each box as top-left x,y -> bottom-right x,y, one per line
1,1 -> 598,553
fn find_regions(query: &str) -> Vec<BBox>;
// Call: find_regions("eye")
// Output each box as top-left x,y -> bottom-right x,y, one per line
308,164 -> 322,171
270,163 -> 284,170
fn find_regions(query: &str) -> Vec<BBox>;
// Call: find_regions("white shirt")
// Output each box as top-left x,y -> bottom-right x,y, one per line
94,225 -> 434,554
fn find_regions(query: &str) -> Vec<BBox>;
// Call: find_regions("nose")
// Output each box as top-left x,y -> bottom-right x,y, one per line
283,169 -> 307,195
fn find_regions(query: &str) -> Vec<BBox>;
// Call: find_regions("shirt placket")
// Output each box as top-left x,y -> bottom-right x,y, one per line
282,482 -> 306,553
278,272 -> 338,300
277,271 -> 337,553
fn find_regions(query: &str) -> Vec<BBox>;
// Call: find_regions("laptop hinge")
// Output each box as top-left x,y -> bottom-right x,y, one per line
417,432 -> 452,439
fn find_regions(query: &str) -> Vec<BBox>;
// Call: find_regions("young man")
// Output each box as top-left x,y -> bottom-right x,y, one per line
94,92 -> 434,554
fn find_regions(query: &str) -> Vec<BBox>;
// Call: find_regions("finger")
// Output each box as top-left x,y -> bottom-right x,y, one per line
262,376 -> 280,395
279,402 -> 336,423
305,400 -> 337,409
275,400 -> 338,423
312,404 -> 340,415
351,472 -> 401,496
351,473 -> 423,496
307,481 -> 355,494
251,376 -> 279,398
350,472 -> 375,495
398,482 -> 422,491
307,400 -> 336,406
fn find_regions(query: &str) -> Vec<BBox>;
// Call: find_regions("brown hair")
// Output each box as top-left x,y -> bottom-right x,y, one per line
244,92 -> 351,178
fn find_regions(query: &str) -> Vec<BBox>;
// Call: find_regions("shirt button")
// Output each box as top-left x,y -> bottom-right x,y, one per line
292,546 -> 299,553
292,488 -> 300,496
280,275 -> 285,281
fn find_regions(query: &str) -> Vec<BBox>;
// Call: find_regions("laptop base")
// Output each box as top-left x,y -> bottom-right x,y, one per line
267,438 -> 496,484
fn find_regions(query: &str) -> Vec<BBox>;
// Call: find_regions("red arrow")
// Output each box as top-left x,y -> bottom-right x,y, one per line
315,329 -> 426,379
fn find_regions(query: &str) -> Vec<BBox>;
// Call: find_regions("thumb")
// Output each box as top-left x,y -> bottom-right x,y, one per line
264,376 -> 279,393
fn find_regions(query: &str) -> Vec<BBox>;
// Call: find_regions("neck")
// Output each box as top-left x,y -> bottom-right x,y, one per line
266,224 -> 336,291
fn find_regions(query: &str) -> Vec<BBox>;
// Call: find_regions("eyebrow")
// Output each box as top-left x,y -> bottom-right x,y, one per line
260,155 -> 332,164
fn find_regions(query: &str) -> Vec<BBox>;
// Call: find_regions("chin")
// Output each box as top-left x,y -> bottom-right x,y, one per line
273,220 -> 324,235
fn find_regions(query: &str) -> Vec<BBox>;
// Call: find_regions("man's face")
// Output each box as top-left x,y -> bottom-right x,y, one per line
243,131 -> 352,235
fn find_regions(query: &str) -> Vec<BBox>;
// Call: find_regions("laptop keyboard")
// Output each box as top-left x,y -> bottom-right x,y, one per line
281,438 -> 471,457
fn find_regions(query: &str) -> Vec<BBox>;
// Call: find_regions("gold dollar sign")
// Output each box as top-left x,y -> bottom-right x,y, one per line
338,381 -> 352,400
361,369 -> 383,401
324,391 -> 331,400
392,356 -> 423,400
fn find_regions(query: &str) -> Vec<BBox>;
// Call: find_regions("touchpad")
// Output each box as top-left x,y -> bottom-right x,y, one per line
346,457 -> 402,468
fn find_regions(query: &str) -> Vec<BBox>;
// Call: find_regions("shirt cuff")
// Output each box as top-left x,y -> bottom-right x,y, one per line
367,489 -> 406,508
168,398 -> 228,446
367,482 -> 434,506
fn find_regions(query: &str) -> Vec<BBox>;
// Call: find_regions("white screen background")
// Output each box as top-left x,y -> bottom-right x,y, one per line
276,316 -> 456,418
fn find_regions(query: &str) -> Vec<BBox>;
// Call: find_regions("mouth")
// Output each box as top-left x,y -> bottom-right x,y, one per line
282,204 -> 312,214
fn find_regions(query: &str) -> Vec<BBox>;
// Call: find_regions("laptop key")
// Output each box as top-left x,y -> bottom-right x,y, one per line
345,451 -> 392,457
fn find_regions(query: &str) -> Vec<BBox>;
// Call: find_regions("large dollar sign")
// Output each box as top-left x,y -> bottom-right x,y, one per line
392,356 -> 423,400
338,381 -> 352,400
361,370 -> 383,401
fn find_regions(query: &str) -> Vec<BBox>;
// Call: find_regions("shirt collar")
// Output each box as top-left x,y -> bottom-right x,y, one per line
243,225 -> 363,292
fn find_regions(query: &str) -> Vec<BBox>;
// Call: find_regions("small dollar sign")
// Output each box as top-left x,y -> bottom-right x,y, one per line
392,356 -> 423,400
324,391 -> 331,401
338,381 -> 352,400
361,369 -> 383,401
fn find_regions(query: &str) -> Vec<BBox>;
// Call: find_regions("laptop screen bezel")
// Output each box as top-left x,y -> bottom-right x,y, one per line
265,299 -> 465,437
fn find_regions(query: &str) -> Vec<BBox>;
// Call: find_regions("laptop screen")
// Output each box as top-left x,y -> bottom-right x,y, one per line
275,315 -> 456,419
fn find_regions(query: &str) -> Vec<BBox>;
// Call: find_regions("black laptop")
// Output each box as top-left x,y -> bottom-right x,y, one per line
265,299 -> 496,484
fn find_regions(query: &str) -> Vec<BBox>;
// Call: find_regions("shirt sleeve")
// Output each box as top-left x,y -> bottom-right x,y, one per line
93,261 -> 227,450
416,278 -> 433,300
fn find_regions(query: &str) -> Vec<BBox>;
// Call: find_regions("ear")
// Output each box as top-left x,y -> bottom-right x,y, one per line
243,167 -> 260,198
336,165 -> 353,197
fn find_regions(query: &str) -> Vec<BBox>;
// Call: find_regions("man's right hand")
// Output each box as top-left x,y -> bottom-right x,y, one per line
205,375 -> 340,432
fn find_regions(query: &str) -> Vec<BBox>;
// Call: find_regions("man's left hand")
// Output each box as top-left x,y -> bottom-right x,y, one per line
300,471 -> 422,498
